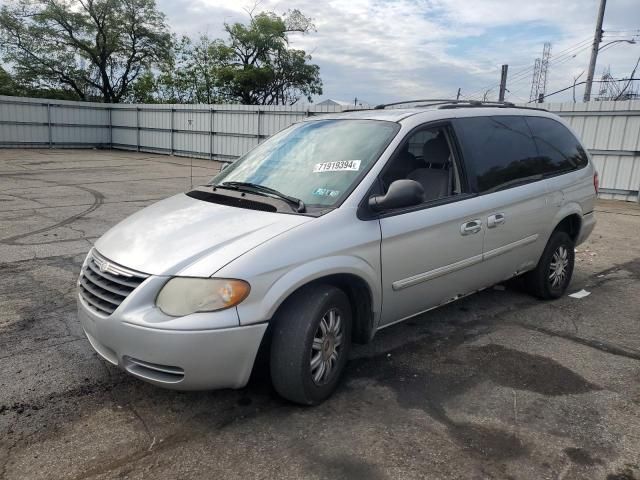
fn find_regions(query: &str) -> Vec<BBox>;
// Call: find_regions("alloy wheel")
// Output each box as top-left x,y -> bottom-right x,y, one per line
549,245 -> 569,288
310,308 -> 344,385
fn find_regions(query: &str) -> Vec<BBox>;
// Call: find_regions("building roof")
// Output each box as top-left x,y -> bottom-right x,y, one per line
316,98 -> 371,108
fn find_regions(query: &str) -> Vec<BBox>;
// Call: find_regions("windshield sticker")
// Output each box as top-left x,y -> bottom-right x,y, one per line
313,187 -> 340,198
313,160 -> 361,173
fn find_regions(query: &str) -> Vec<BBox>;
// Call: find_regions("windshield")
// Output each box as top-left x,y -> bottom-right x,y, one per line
209,119 -> 399,208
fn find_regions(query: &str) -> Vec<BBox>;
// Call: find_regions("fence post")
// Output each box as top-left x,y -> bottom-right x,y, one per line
108,107 -> 112,150
170,108 -> 174,155
136,106 -> 140,152
256,108 -> 261,144
209,108 -> 213,161
47,103 -> 52,148
211,108 -> 215,161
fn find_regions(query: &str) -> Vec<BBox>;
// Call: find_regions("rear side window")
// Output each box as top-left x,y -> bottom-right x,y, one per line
525,116 -> 589,174
454,116 -> 541,193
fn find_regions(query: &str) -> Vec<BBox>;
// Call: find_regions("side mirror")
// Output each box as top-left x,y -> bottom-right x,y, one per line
368,179 -> 424,212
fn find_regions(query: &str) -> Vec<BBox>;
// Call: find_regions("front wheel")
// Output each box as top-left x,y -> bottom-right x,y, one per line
524,231 -> 575,299
270,284 -> 352,405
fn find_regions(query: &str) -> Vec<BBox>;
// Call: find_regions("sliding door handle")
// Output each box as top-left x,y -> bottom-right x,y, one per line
487,213 -> 505,228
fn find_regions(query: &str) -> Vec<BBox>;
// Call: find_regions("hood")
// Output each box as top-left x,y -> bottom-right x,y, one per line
94,193 -> 312,276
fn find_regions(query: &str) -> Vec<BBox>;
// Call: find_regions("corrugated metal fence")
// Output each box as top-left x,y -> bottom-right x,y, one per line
1,95 -> 639,201
535,100 -> 640,202
0,95 -> 344,161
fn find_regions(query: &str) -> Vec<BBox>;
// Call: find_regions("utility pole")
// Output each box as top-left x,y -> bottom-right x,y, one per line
584,0 -> 607,102
498,65 -> 509,101
456,88 -> 461,100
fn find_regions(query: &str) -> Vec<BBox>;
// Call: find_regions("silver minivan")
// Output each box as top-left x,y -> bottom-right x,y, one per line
77,100 -> 597,405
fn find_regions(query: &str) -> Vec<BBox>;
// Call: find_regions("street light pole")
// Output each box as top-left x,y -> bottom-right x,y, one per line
584,0 -> 607,102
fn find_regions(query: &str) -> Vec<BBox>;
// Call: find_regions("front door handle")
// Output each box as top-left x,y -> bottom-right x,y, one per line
487,213 -> 506,228
460,219 -> 482,235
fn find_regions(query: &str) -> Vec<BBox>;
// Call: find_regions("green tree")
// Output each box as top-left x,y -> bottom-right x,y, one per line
0,62 -> 80,99
0,0 -> 172,103
0,65 -> 18,96
155,10 -> 323,106
218,9 -> 322,105
155,34 -> 231,104
127,69 -> 157,103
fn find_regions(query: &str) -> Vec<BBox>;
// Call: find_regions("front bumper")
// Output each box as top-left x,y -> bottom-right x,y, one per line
78,298 -> 267,390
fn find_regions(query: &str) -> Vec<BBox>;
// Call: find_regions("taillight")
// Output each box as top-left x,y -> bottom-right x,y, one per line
593,171 -> 599,194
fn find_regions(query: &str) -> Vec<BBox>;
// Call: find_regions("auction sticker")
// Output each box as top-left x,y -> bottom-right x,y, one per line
313,160 -> 361,173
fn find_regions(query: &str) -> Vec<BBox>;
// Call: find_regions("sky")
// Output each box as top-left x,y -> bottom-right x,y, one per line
3,0 -> 631,105
155,0 -> 639,104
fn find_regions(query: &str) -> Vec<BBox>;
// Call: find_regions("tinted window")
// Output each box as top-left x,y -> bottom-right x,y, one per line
455,116 -> 541,193
526,116 -> 589,174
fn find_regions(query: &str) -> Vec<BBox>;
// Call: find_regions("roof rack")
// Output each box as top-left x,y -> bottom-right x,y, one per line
373,99 -> 517,110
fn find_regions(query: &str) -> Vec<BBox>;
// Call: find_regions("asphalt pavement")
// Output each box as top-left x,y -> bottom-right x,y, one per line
1,149 -> 639,480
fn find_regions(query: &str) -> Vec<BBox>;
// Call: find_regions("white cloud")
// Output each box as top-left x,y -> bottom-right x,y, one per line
158,0 -> 640,103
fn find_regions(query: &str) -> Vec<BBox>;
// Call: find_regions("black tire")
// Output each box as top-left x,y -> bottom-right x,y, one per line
524,231 -> 575,299
270,284 -> 352,405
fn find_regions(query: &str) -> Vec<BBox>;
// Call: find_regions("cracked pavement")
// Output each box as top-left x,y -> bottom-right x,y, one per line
0,149 -> 639,480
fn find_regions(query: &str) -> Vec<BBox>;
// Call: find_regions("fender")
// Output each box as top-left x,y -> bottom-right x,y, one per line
549,201 -> 583,239
234,255 -> 382,328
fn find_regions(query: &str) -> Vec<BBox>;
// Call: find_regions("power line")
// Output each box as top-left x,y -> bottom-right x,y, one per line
551,37 -> 594,57
506,44 -> 597,100
504,43 -> 592,87
466,26 -> 634,101
615,56 -> 640,99
465,37 -> 594,99
527,77 -> 639,102
602,29 -> 640,34
468,50 -> 589,101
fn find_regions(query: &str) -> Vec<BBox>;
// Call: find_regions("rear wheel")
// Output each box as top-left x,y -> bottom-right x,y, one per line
524,231 -> 575,299
270,284 -> 352,405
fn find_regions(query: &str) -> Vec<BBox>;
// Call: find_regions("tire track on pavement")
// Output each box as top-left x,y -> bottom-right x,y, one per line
0,174 -> 104,245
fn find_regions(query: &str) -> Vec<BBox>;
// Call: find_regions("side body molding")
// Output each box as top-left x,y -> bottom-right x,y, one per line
392,234 -> 539,291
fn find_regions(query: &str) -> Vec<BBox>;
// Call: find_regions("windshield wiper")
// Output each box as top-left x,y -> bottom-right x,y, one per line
217,182 -> 306,213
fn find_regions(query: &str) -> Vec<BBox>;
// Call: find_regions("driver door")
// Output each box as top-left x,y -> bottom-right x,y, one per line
377,124 -> 489,326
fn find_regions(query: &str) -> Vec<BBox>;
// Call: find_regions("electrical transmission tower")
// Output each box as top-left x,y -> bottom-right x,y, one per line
529,42 -> 552,102
529,59 -> 541,102
597,67 -> 616,99
596,66 -> 640,101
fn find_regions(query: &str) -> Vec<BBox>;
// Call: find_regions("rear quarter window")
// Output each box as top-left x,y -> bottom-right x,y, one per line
453,116 -> 541,193
525,116 -> 589,175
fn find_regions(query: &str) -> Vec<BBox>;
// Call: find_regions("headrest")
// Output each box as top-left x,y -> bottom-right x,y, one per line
422,134 -> 450,167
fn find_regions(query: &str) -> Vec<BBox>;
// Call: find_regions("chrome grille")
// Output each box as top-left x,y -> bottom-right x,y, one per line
79,251 -> 148,316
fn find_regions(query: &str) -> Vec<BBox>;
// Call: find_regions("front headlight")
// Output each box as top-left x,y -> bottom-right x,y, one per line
156,277 -> 250,317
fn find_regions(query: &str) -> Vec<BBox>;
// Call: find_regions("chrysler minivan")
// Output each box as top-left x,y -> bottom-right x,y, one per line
77,100 -> 597,405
